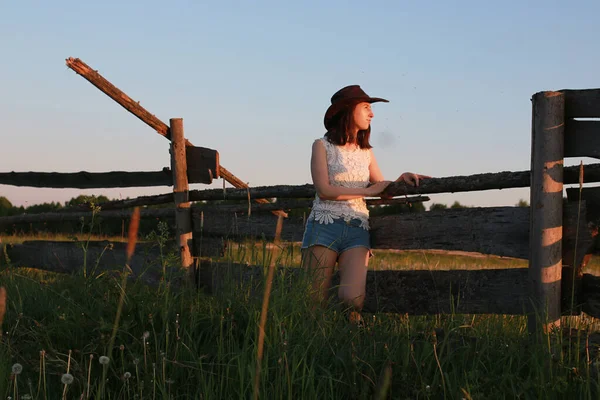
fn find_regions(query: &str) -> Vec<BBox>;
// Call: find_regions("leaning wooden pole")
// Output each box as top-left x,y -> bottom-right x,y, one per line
65,57 -> 286,218
170,118 -> 193,271
528,91 -> 565,334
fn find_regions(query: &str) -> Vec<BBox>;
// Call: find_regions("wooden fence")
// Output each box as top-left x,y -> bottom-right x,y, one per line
1,57 -> 600,332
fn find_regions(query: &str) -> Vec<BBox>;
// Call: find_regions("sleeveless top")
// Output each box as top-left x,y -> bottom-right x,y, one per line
307,137 -> 372,230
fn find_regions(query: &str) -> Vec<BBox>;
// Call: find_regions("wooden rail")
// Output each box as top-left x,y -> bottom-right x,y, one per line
0,170 -> 173,189
4,240 -> 600,318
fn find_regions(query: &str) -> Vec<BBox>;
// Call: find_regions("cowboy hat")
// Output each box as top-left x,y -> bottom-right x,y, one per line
324,85 -> 389,130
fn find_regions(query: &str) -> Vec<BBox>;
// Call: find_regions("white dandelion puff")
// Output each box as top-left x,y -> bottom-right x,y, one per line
61,373 -> 74,385
124,372 -> 132,379
11,363 -> 23,375
99,356 -> 110,365
142,331 -> 150,339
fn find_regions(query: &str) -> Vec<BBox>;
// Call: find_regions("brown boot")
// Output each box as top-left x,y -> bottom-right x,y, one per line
348,311 -> 365,328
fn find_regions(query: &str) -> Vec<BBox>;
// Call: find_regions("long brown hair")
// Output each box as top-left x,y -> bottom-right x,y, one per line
324,102 -> 372,149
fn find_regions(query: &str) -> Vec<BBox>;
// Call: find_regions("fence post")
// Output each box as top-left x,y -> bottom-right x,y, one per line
528,91 -> 565,334
170,118 -> 194,272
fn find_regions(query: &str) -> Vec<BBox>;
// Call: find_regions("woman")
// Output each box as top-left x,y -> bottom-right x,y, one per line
301,85 -> 427,322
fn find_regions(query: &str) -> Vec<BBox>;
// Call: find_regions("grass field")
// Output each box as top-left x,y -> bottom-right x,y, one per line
1,231 -> 600,399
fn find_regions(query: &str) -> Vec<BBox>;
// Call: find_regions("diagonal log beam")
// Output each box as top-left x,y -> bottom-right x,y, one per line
65,57 -> 286,217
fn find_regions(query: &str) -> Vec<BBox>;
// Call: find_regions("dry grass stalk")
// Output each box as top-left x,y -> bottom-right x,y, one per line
253,219 -> 282,400
0,286 -> 6,337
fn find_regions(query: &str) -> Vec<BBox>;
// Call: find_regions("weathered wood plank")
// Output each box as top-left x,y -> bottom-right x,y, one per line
0,197 -> 429,228
370,207 -> 530,258
186,146 -> 220,183
581,273 -> 600,319
69,193 -> 175,212
0,170 -> 172,189
1,241 -> 171,286
566,186 -> 600,225
384,163 -> 600,197
191,203 -> 589,260
193,211 -> 307,243
198,261 -> 531,315
192,196 -> 429,214
561,89 -> 600,118
0,208 -> 175,227
564,120 -> 600,159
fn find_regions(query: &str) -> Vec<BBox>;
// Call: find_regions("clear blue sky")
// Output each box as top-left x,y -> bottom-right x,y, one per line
1,0 -> 599,208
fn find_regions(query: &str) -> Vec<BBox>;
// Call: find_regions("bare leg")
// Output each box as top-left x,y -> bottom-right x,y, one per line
301,245 -> 338,308
338,247 -> 370,312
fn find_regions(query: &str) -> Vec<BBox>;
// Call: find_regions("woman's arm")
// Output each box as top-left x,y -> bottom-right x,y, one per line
368,149 -> 386,183
311,140 -> 388,200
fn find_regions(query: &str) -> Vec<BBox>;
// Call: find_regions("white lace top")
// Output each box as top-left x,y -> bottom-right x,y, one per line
307,137 -> 372,230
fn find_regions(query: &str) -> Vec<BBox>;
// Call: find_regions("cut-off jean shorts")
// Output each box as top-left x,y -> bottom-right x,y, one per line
301,217 -> 371,255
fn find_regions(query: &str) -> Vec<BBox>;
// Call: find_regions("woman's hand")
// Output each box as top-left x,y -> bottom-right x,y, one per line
396,172 -> 431,187
365,180 -> 393,197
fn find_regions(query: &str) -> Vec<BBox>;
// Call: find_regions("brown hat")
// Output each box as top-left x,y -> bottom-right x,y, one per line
324,85 -> 389,130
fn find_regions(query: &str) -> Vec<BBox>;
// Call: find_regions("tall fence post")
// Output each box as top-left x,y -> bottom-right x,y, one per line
528,91 -> 565,334
170,118 -> 193,272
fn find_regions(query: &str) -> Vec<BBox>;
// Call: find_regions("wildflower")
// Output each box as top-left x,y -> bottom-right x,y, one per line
119,345 -> 125,351
99,356 -> 110,365
133,358 -> 139,365
426,385 -> 431,392
124,372 -> 132,379
11,363 -> 22,375
61,373 -> 74,385
22,395 -> 32,400
142,331 -> 150,339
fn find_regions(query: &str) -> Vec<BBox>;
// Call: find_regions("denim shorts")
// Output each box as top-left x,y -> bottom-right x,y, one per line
301,217 -> 371,255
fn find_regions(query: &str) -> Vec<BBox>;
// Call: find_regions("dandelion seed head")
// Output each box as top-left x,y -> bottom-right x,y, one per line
22,395 -> 32,400
133,358 -> 140,365
142,331 -> 150,339
124,372 -> 132,379
165,378 -> 174,384
119,345 -> 125,351
99,356 -> 110,365
11,363 -> 22,374
426,385 -> 431,391
61,373 -> 74,385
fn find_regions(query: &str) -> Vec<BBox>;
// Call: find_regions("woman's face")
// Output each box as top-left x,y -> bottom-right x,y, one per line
352,102 -> 374,131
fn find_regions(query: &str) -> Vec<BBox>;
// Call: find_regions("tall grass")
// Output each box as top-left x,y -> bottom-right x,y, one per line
0,232 -> 599,398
